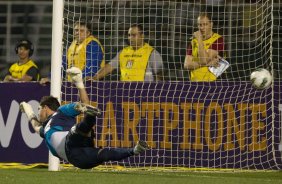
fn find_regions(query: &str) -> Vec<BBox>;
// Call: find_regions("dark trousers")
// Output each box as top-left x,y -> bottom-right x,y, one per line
65,114 -> 134,169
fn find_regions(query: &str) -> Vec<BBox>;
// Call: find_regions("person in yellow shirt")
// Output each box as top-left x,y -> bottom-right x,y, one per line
184,13 -> 226,81
93,24 -> 163,81
40,20 -> 105,85
63,20 -> 105,79
4,39 -> 39,82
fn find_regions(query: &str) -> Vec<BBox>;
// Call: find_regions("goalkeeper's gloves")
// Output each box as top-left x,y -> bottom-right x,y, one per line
20,102 -> 37,122
66,67 -> 84,89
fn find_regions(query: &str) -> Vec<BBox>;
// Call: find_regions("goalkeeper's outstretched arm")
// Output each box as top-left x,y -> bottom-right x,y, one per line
66,67 -> 90,104
28,118 -> 42,134
20,102 -> 42,134
77,87 -> 89,104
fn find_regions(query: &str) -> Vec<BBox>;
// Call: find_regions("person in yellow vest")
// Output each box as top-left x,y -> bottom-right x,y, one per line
93,24 -> 163,81
4,39 -> 39,82
63,20 -> 105,80
40,20 -> 105,85
184,13 -> 226,81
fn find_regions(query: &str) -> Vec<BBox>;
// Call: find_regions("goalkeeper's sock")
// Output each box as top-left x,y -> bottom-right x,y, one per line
97,148 -> 135,162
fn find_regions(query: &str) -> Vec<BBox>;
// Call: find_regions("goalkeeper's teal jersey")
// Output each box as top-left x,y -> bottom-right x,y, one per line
39,103 -> 80,161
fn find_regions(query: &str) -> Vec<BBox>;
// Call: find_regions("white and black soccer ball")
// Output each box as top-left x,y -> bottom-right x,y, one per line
250,68 -> 272,89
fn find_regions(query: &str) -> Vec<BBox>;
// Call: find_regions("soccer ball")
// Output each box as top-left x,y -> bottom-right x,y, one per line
250,68 -> 272,89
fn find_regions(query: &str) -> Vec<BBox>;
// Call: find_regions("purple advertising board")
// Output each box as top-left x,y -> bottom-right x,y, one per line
0,82 -> 50,163
0,81 -> 282,169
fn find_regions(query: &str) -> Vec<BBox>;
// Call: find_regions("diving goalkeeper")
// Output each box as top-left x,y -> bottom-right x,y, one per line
20,67 -> 148,169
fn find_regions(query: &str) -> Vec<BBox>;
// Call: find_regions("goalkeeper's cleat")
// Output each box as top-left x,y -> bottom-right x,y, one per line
133,140 -> 149,155
74,102 -> 101,117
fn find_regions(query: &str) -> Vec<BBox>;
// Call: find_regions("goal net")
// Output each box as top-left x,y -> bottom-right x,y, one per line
58,0 -> 282,171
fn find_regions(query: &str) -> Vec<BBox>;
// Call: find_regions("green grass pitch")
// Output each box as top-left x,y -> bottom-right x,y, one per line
1,168 -> 282,184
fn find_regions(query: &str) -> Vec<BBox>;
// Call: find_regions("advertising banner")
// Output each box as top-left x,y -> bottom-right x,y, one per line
0,82 -> 281,169
0,82 -> 50,163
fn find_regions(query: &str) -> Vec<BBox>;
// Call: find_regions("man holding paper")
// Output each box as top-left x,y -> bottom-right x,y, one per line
184,13 -> 227,81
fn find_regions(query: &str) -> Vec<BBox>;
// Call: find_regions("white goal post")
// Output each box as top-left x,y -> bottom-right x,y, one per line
49,0 -> 64,171
50,0 -> 282,171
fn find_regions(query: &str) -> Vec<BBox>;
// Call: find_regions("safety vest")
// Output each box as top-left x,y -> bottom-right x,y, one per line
9,60 -> 39,81
67,35 -> 105,71
119,43 -> 154,81
190,33 -> 222,81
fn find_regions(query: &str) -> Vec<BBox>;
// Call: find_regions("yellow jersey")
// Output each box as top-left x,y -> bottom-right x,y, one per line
66,35 -> 105,78
8,60 -> 39,81
190,33 -> 223,81
119,43 -> 154,81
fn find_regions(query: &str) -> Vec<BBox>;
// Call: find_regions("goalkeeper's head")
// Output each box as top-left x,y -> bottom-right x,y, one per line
37,96 -> 60,122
